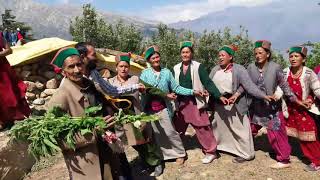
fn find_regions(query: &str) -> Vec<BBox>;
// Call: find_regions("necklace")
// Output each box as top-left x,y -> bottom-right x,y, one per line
223,63 -> 233,72
116,75 -> 128,86
290,68 -> 303,84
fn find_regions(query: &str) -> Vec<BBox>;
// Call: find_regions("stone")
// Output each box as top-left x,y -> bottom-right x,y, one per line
0,131 -> 36,180
35,81 -> 44,90
43,89 -> 57,96
46,78 -> 58,89
44,71 -> 56,80
24,81 -> 36,92
44,96 -> 52,104
26,76 -> 47,83
14,67 -> 22,74
26,92 -> 36,100
31,63 -> 39,70
21,71 -> 32,79
22,65 -> 32,71
33,98 -> 45,105
44,96 -> 52,101
40,92 -> 48,98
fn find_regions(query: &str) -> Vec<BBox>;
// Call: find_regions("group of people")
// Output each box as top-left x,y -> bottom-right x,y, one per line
1,28 -> 24,46
0,26 -> 31,130
1,30 -> 320,179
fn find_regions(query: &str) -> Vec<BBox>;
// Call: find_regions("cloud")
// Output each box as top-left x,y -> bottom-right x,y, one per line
59,0 -> 70,4
145,0 -> 274,23
58,0 -> 93,4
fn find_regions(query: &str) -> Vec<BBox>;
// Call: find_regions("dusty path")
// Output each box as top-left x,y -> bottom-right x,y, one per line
24,129 -> 320,180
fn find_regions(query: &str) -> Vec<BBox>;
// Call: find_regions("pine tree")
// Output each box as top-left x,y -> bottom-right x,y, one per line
0,9 -> 32,37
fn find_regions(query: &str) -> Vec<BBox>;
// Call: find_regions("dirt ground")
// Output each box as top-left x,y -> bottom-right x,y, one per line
24,127 -> 320,180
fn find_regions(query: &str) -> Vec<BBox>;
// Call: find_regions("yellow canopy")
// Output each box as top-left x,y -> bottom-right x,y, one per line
6,37 -> 145,75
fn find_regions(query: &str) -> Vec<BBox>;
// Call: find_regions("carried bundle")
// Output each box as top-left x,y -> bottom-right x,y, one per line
10,106 -> 160,159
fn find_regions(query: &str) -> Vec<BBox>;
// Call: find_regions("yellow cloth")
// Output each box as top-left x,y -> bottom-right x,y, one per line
6,37 -> 144,75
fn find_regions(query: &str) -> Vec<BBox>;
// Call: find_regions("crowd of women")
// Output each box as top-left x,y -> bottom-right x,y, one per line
107,40 -> 320,177
90,39 -> 320,178
1,30 -> 320,179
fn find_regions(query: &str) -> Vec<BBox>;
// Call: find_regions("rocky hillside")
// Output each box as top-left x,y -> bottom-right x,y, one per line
0,0 -> 157,40
170,0 -> 320,51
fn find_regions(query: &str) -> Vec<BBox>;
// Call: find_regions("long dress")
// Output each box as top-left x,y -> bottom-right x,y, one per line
212,69 -> 254,159
286,72 -> 320,166
209,63 -> 266,160
0,33 -> 30,127
140,67 -> 193,160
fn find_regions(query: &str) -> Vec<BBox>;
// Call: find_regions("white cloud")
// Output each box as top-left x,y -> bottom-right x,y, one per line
146,0 -> 274,23
58,0 -> 93,4
59,0 -> 70,4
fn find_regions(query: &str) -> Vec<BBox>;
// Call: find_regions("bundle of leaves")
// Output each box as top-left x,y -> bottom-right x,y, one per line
10,106 -> 106,159
10,106 -> 161,159
139,79 -> 167,98
114,108 -> 160,126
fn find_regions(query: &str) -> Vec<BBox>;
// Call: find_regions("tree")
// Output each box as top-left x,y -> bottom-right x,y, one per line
149,24 -> 180,68
0,9 -> 32,37
196,27 -> 255,71
69,4 -> 99,43
70,4 -> 142,53
1,9 -> 16,29
306,42 -> 320,70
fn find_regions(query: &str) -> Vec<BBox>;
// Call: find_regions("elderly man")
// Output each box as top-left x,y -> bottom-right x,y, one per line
48,47 -> 119,180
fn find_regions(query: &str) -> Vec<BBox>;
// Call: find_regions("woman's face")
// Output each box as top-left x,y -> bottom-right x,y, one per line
254,47 -> 269,64
218,51 -> 233,67
116,61 -> 130,78
289,52 -> 305,68
180,47 -> 192,62
149,53 -> 161,69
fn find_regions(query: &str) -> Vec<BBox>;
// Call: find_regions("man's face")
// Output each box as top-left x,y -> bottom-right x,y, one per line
62,55 -> 84,82
86,45 -> 97,62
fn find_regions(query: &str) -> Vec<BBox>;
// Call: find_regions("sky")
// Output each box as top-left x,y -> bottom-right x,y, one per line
35,0 -> 275,23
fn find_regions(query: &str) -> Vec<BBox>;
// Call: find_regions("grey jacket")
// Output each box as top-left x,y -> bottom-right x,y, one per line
209,63 -> 266,115
247,61 -> 295,99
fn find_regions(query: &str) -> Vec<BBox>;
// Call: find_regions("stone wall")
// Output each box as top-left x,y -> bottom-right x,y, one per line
13,58 -> 112,115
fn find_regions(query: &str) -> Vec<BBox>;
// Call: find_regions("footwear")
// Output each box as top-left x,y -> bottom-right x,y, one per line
201,154 -> 218,164
304,163 -> 320,172
232,157 -> 248,164
153,163 -> 164,177
176,157 -> 185,165
270,162 -> 291,169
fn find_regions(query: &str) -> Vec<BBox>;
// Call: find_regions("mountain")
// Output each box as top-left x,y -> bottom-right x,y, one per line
170,0 -> 320,51
0,0 -> 157,40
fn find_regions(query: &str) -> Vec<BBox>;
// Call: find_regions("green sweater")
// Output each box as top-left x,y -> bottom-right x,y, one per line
173,64 -> 221,99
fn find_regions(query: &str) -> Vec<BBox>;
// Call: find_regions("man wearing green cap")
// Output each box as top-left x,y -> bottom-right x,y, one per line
70,42 -> 145,97
48,47 -> 118,180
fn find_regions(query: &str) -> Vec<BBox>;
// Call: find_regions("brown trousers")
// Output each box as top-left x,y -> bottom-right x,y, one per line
62,134 -> 121,180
